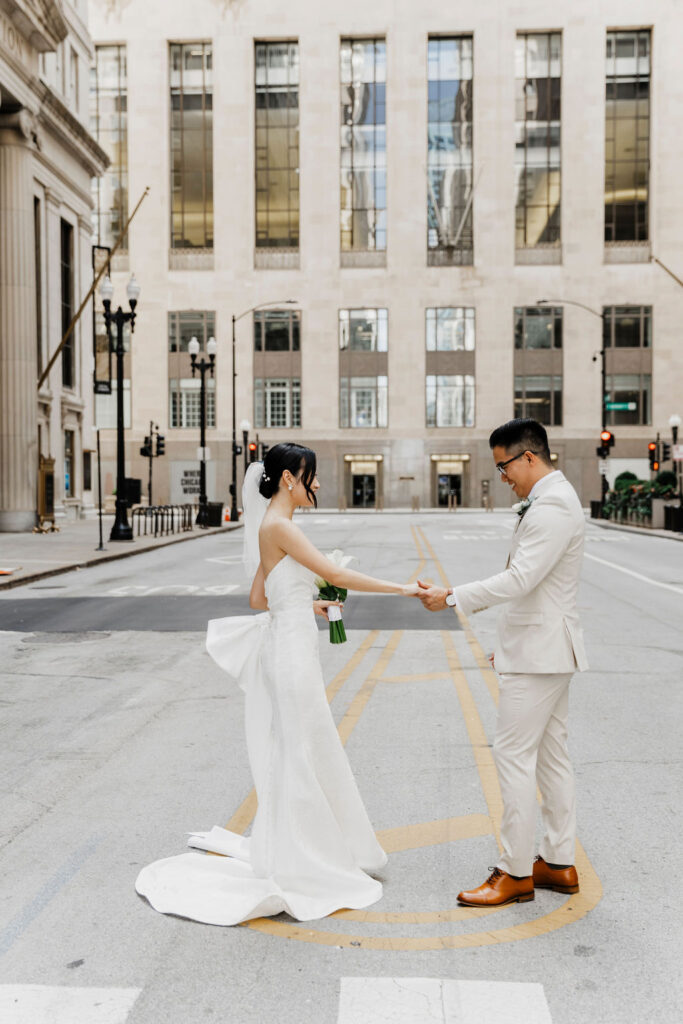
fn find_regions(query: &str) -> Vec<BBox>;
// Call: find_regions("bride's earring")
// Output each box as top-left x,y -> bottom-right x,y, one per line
288,484 -> 293,492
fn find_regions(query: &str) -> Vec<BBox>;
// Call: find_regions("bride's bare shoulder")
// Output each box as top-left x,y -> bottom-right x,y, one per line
260,514 -> 303,544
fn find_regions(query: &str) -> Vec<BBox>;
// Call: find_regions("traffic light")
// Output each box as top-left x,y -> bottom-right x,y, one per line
260,442 -> 269,459
234,443 -> 243,456
248,442 -> 258,463
648,442 -> 658,471
140,435 -> 152,458
156,434 -> 165,457
596,430 -> 614,458
661,442 -> 672,462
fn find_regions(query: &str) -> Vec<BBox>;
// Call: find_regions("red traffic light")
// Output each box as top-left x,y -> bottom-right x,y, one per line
648,442 -> 657,452
248,442 -> 257,451
600,430 -> 612,443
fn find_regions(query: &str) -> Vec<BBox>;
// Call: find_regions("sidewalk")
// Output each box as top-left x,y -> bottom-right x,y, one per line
589,517 -> 683,541
0,515 -> 243,590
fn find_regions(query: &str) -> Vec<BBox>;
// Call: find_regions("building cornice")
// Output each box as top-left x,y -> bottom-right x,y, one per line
37,80 -> 110,177
0,0 -> 68,53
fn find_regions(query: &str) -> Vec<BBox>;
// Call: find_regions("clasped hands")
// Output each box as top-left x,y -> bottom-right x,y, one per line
400,580 -> 451,611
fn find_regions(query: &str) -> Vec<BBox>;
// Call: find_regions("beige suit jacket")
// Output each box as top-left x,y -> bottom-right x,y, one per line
453,472 -> 588,675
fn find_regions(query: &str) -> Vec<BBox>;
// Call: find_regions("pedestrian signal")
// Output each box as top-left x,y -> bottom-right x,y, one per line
648,441 -> 657,470
156,434 -> 165,457
140,435 -> 152,458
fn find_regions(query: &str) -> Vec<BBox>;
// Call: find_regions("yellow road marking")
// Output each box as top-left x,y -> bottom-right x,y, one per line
381,672 -> 451,683
336,632 -> 401,746
441,630 -> 503,844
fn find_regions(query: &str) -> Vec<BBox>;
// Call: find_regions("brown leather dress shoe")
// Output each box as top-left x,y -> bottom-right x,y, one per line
457,867 -> 534,907
533,856 -> 579,894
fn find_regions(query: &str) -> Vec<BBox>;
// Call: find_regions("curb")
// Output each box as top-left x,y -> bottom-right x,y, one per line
0,522 -> 243,591
588,518 -> 683,542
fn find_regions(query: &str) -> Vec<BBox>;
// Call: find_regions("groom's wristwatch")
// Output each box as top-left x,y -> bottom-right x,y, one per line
445,588 -> 457,608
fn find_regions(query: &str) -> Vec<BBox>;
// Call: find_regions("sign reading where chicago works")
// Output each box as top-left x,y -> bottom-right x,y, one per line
170,462 -> 217,504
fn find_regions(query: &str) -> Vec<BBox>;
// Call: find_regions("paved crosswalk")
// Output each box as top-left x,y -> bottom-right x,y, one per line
0,986 -> 141,1024
0,979 -> 552,1024
338,978 -> 553,1024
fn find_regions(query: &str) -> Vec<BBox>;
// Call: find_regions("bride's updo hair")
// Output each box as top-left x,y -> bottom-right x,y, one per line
259,442 -> 317,507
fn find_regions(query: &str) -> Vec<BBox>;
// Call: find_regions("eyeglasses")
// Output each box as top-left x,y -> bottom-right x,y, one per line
495,450 -> 539,476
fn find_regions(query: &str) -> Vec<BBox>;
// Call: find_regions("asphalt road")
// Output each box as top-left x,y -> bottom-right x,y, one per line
1,511 -> 682,1024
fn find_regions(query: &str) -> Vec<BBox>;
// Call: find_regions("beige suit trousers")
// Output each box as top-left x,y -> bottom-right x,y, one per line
494,672 -> 576,878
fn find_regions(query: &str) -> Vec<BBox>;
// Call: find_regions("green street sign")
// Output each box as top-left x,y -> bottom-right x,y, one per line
605,401 -> 636,411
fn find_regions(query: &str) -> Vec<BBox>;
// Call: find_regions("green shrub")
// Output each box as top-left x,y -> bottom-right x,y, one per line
614,471 -> 639,491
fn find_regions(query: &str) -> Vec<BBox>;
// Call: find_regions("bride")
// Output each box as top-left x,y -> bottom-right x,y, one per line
135,442 -> 418,926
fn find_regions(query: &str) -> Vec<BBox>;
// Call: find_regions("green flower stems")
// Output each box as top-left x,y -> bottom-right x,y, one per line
317,583 -> 348,644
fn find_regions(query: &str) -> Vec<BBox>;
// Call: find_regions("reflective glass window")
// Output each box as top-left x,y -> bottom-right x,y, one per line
170,42 -> 213,249
515,33 -> 561,248
90,45 -> 128,249
255,42 -> 299,248
605,31 -> 650,242
427,36 -> 473,260
340,39 -> 387,251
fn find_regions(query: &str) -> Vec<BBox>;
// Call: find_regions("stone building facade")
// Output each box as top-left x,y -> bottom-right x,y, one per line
0,0 -> 107,530
88,0 -> 683,510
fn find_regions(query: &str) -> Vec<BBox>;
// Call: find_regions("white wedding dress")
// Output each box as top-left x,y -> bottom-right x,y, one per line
135,554 -> 387,926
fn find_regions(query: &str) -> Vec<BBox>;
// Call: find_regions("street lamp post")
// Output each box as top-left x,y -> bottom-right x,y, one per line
188,335 -> 217,527
537,298 -> 608,505
230,300 -> 298,522
100,273 -> 140,541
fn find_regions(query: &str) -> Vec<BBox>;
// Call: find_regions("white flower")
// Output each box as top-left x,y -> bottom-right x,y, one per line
512,497 -> 536,517
315,549 -> 357,589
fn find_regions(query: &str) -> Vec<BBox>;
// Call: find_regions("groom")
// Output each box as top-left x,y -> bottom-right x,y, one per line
418,418 -> 587,906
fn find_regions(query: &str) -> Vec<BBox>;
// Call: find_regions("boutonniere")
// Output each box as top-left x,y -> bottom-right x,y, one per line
512,496 -> 536,518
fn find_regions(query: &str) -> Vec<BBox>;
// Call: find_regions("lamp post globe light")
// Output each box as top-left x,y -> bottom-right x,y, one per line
100,273 -> 140,541
230,299 -> 298,522
189,334 -> 216,528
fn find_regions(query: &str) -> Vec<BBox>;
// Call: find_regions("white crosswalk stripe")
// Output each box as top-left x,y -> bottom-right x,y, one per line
0,986 -> 141,1024
338,978 -> 553,1024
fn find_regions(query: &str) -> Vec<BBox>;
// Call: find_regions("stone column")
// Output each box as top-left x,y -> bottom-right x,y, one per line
0,111 -> 38,531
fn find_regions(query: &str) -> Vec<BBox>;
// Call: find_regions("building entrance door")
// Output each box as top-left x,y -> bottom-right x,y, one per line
437,473 -> 461,507
352,473 -> 376,508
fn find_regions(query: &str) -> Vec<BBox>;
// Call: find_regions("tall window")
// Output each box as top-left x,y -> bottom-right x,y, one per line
90,45 -> 128,249
514,375 -> 562,425
514,307 -> 562,425
339,309 -> 388,427
64,430 -> 74,497
168,312 -> 216,427
340,38 -> 386,252
515,33 -> 561,249
339,308 -> 387,351
60,219 -> 74,389
605,31 -> 650,243
255,379 -> 301,428
426,307 -> 475,351
255,42 -> 299,249
253,308 -> 301,428
427,36 -> 473,265
427,375 -> 475,427
603,306 -> 651,347
170,42 -> 213,249
514,306 -> 563,349
340,377 -> 388,428
605,374 -> 651,425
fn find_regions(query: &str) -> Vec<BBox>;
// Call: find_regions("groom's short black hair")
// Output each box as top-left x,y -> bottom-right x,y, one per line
489,418 -> 552,464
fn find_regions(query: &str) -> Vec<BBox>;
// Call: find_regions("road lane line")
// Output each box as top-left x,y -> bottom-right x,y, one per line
0,836 -> 103,958
584,552 -> 683,595
337,978 -> 553,1024
0,985 -> 141,1024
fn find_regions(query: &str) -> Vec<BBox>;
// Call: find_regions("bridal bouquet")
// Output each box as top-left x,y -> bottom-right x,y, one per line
315,549 -> 355,644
